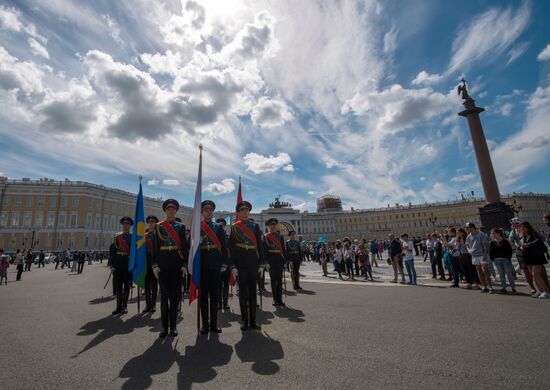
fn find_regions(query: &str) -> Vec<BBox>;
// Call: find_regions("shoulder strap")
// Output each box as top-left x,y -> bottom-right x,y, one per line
200,221 -> 222,252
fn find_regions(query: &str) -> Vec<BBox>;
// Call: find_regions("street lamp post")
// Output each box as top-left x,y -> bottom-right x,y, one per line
429,216 -> 438,232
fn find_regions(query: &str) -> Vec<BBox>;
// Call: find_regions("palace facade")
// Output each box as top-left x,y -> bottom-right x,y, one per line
0,177 -> 548,251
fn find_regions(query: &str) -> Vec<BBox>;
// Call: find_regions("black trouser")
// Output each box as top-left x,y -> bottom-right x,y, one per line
159,270 -> 181,331
200,269 -> 220,329
269,265 -> 283,304
114,269 -> 132,309
219,269 -> 229,308
354,259 -> 360,276
432,255 -> 445,278
258,269 -> 265,291
458,254 -> 477,285
38,260 -> 45,268
16,264 -> 23,280
25,262 -> 31,271
77,262 -> 84,274
55,259 -> 60,269
144,270 -> 158,310
291,260 -> 301,288
237,267 -> 258,325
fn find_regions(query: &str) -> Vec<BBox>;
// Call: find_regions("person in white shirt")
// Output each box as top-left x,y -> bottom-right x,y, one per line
401,234 -> 417,285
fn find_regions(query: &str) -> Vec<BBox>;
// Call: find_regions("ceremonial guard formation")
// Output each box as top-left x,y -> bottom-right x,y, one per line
264,218 -> 287,306
229,201 -> 266,331
143,215 -> 159,313
286,230 -> 303,290
199,200 -> 228,334
108,217 -> 134,314
152,199 -> 189,338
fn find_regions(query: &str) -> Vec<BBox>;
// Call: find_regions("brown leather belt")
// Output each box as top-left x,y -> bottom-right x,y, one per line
201,244 -> 218,251
160,245 -> 178,251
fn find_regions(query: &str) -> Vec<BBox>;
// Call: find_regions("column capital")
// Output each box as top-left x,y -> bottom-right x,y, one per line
458,97 -> 485,117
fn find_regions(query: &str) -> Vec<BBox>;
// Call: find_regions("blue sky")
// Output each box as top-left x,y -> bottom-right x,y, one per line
1,0 -> 549,212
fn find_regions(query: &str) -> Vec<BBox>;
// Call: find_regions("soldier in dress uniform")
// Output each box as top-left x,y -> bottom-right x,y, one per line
229,201 -> 266,331
264,218 -> 286,306
108,217 -> 133,315
143,215 -> 159,313
152,199 -> 189,338
199,200 -> 228,334
287,230 -> 303,290
216,217 -> 231,310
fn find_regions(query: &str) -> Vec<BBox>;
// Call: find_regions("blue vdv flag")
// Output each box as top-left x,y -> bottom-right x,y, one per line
128,181 -> 147,288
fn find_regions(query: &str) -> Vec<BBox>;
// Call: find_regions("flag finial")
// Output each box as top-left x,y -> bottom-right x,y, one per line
199,143 -> 203,151
139,175 -> 143,182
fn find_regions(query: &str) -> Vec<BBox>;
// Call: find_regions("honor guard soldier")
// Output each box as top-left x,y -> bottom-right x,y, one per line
287,230 -> 303,290
108,217 -> 134,314
143,215 -> 159,313
229,201 -> 265,331
216,217 -> 231,310
264,218 -> 286,306
152,199 -> 189,338
199,201 -> 228,334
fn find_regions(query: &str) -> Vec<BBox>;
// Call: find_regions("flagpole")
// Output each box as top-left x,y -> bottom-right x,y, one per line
196,145 -> 202,335
137,176 -> 142,314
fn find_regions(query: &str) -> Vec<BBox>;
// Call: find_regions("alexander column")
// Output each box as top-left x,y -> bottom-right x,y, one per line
458,78 -> 514,230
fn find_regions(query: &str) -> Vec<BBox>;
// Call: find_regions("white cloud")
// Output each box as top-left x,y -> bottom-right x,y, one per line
447,3 -> 530,75
206,178 -> 236,195
412,71 -> 442,85
162,179 -> 180,186
451,174 -> 475,183
251,97 -> 292,128
243,152 -> 293,174
537,44 -> 550,61
307,191 -> 315,195
343,84 -> 455,134
282,164 -> 294,172
506,42 -> 529,65
0,46 -> 44,96
498,102 -> 513,117
0,6 -> 23,32
383,26 -> 398,54
147,179 -> 160,186
492,84 -> 550,186
418,144 -> 437,158
28,38 -> 49,59
140,50 -> 184,76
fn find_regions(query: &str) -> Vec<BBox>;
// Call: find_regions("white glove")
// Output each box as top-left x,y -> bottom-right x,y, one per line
153,266 -> 160,279
220,264 -> 228,272
231,268 -> 238,279
181,266 -> 188,276
110,266 -> 115,272
265,263 -> 270,272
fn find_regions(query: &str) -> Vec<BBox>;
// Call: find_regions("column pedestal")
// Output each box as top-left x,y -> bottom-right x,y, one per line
478,202 -> 514,231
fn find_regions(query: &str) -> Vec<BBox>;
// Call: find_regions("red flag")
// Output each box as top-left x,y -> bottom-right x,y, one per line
235,176 -> 242,222
230,176 -> 242,286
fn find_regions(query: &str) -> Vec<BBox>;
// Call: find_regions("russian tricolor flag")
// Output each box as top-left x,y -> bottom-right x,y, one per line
188,145 -> 203,304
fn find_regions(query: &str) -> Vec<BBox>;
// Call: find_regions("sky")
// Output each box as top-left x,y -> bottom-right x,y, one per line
0,0 -> 549,212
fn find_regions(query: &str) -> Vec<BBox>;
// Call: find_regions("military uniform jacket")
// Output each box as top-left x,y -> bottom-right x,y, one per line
229,219 -> 265,270
153,220 -> 189,271
286,239 -> 302,263
200,220 -> 228,272
145,229 -> 156,269
264,231 -> 286,268
108,233 -> 132,271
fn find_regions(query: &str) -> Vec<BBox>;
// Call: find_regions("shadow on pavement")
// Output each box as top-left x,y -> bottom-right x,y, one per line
297,289 -> 316,295
119,334 -> 233,390
235,330 -> 283,375
217,309 -> 242,329
273,305 -> 305,323
88,296 -> 115,305
73,314 -> 162,357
